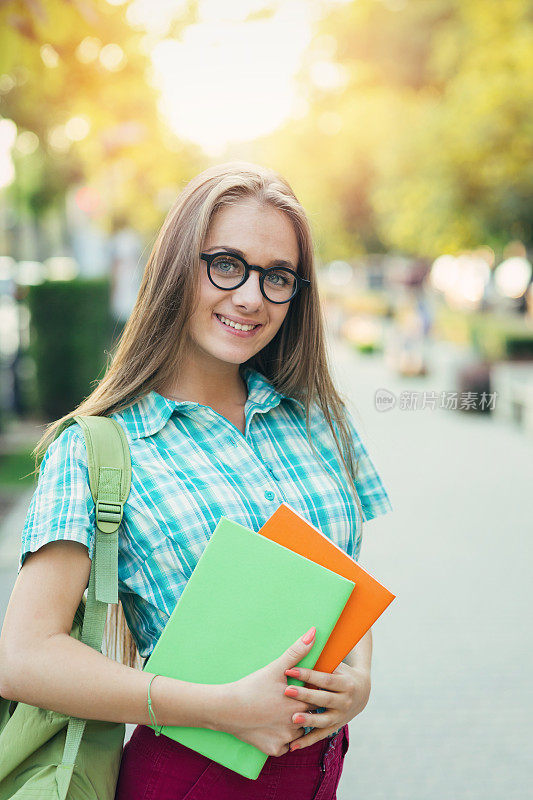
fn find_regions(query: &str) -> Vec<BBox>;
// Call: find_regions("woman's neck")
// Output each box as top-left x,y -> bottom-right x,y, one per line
158,362 -> 249,408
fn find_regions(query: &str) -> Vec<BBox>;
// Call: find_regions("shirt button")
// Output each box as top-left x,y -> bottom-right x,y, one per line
264,490 -> 276,501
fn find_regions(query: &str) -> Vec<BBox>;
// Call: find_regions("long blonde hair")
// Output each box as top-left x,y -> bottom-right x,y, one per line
31,161 -> 364,668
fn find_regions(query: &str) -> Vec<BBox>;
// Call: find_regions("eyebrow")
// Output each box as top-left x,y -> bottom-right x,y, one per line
203,245 -> 297,271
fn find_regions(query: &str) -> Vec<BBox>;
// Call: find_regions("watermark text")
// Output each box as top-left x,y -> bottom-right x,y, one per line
375,389 -> 497,412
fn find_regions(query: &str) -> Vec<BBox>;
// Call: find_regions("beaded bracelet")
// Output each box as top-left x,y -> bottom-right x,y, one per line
147,673 -> 163,736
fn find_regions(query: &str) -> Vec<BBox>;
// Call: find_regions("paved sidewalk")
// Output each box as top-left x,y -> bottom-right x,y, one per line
332,338 -> 531,800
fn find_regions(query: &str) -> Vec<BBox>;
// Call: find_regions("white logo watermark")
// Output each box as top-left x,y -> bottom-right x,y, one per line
375,388 -> 397,412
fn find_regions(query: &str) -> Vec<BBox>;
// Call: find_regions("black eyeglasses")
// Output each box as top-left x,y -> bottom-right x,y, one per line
200,251 -> 310,304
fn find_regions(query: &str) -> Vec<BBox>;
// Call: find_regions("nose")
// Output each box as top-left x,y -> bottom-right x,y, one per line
231,270 -> 265,310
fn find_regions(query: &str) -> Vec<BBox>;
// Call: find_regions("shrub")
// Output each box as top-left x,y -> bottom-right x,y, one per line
27,278 -> 112,420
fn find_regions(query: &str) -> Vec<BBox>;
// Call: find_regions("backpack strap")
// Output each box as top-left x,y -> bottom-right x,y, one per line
54,415 -> 131,800
75,415 -> 131,605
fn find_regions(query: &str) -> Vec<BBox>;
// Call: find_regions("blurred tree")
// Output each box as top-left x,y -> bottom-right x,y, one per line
257,0 -> 533,260
0,0 -> 205,250
372,0 -> 533,256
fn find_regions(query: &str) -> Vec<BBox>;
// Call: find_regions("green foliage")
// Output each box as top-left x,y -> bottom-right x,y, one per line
0,449 -> 35,487
2,0 -> 531,257
27,278 -> 112,419
257,0 -> 533,259
0,0 -> 205,232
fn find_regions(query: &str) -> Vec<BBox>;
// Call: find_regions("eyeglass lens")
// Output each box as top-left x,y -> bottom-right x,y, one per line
209,254 -> 296,302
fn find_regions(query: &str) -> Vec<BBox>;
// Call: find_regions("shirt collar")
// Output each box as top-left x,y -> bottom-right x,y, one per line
118,367 -> 304,441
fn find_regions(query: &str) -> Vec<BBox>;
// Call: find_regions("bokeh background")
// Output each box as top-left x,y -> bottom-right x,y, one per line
0,2 -> 531,798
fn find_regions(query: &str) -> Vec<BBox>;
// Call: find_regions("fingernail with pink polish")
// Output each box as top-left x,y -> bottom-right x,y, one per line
284,686 -> 298,697
285,668 -> 300,678
301,627 -> 316,645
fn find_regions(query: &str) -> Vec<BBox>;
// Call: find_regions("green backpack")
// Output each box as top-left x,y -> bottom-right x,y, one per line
0,415 -> 132,800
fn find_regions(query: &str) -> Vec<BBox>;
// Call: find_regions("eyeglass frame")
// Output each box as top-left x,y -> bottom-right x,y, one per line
200,251 -> 311,304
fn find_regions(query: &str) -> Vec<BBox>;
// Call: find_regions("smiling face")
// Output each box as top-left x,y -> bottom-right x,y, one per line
185,198 -> 300,372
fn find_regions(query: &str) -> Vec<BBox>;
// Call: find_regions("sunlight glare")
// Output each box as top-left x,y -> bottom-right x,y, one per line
146,1 -> 313,156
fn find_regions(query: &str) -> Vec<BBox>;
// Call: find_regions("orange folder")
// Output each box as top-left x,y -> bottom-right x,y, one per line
258,502 -> 395,674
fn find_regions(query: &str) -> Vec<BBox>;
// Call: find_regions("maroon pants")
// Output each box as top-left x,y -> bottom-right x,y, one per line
114,723 -> 349,800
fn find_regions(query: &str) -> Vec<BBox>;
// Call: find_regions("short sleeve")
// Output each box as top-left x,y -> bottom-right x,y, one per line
18,423 -> 96,573
346,413 -> 393,523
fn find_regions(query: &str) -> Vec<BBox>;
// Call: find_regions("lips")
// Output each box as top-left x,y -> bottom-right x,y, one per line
213,313 -> 262,337
216,313 -> 261,328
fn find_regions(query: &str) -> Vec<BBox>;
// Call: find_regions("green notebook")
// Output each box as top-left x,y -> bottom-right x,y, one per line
143,517 -> 355,780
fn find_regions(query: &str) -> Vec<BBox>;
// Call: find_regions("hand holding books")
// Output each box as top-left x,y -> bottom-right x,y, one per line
143,517 -> 355,778
220,626 -> 319,757
283,660 -> 372,750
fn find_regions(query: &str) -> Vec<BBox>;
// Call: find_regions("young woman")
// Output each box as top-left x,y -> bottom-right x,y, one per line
0,162 -> 392,800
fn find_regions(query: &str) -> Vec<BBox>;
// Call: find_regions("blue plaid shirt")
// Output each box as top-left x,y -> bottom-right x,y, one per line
19,366 -> 392,663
